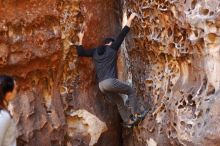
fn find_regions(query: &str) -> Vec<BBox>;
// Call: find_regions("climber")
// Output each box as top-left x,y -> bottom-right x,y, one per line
72,12 -> 147,128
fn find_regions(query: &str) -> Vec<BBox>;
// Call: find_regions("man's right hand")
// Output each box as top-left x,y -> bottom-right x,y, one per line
122,11 -> 138,27
122,11 -> 128,28
127,12 -> 137,27
128,13 -> 137,22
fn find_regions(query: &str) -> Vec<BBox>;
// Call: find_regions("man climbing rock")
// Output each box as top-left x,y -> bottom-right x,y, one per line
72,12 -> 146,128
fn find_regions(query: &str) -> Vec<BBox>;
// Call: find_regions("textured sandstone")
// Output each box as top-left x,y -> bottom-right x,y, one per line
1,0 -> 220,146
123,0 -> 220,146
0,0 -> 123,146
67,109 -> 107,146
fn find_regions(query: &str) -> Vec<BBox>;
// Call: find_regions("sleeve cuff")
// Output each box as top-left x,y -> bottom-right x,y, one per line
72,44 -> 83,49
124,25 -> 130,30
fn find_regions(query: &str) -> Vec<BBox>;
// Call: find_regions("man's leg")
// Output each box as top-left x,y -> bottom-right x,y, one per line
99,78 -> 139,116
105,92 -> 131,123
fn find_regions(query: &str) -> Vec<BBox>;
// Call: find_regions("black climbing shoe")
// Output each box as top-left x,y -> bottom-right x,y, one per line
122,110 -> 148,129
122,115 -> 138,128
136,109 -> 148,121
122,122 -> 134,128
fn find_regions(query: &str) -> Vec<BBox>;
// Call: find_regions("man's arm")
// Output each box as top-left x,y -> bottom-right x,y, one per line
75,45 -> 95,57
111,12 -> 137,51
74,30 -> 95,57
111,26 -> 130,50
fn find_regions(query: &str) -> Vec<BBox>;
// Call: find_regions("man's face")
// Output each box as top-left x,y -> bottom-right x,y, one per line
105,41 -> 113,46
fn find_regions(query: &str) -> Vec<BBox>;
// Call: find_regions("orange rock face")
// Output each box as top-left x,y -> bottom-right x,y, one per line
0,0 -> 123,146
123,0 -> 220,146
2,0 -> 220,146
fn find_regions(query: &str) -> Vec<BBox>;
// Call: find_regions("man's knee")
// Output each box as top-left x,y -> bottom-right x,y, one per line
102,80 -> 115,92
99,79 -> 114,92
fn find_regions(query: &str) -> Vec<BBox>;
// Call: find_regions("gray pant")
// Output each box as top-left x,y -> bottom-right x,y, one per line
99,78 -> 138,123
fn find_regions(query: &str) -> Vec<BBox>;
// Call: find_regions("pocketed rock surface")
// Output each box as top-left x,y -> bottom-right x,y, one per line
1,0 -> 220,146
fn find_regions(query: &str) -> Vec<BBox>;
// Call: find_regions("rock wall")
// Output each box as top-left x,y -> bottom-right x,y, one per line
1,0 -> 220,146
0,0 -> 124,146
123,0 -> 220,146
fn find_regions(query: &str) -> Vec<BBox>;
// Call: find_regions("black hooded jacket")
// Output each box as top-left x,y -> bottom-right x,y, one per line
74,26 -> 130,82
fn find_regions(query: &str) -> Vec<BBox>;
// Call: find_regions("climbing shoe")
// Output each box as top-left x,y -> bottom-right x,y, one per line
122,115 -> 138,128
122,122 -> 134,128
136,109 -> 148,121
122,109 -> 148,128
